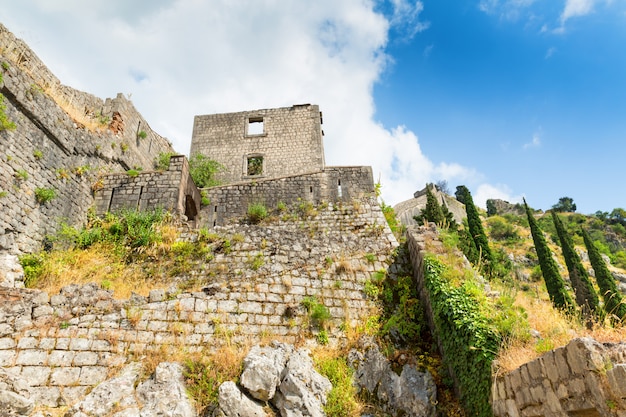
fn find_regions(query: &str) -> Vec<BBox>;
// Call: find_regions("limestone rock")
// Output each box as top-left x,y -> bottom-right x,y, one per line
215,381 -> 267,417
350,340 -> 437,417
240,342 -> 292,401
272,349 -> 332,417
135,362 -> 196,417
0,254 -> 24,289
66,362 -> 141,417
0,367 -> 34,416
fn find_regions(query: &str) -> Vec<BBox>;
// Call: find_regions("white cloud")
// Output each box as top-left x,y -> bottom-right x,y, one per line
478,0 -> 537,20
474,183 -> 524,209
0,0 -> 495,206
561,0 -> 596,24
523,132 -> 542,149
545,47 -> 557,59
388,0 -> 430,40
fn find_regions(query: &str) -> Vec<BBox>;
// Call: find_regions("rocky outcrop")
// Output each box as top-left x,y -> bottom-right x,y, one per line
348,337 -> 437,417
66,362 -> 195,417
0,367 -> 34,417
215,341 -> 332,417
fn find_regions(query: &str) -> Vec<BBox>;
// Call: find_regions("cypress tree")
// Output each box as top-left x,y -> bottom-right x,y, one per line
414,184 -> 445,226
582,228 -> 626,321
551,212 -> 600,317
524,199 -> 574,311
456,186 -> 494,274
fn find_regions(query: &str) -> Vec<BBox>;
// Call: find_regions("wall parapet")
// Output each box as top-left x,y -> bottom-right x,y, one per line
201,166 -> 375,227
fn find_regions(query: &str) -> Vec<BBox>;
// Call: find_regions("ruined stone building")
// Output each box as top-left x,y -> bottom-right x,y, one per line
190,104 -> 325,183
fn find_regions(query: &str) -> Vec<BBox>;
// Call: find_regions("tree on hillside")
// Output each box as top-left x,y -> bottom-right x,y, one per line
456,186 -> 494,274
582,228 -> 626,321
551,212 -> 600,317
414,184 -> 445,226
552,196 -> 576,213
524,199 -> 574,311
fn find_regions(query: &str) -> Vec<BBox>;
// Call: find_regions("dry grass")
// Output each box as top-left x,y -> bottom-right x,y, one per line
496,287 -> 626,373
30,244 -> 167,299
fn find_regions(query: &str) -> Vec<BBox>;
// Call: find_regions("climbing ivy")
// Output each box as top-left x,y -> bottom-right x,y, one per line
423,255 -> 499,417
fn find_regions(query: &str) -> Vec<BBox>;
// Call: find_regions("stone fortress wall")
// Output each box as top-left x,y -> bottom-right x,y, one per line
0,198 -> 398,407
0,24 -> 175,260
190,104 -> 325,185
94,155 -> 202,224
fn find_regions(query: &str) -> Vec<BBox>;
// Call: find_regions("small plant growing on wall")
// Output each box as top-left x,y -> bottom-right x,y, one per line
247,202 -> 268,224
137,130 -> 147,139
155,152 -> 175,170
120,142 -> 129,153
73,165 -> 91,177
126,169 -> 140,178
55,168 -> 70,180
34,187 -> 57,204
0,190 -> 7,198
1,62 -> 9,70
200,190 -> 210,206
14,169 -> 28,181
33,149 -> 43,159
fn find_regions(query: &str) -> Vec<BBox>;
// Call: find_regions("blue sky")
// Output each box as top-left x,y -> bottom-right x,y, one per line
0,1 -> 624,214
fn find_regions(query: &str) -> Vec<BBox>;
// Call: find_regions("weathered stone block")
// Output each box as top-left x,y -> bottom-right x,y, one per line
73,351 -> 99,366
50,367 -> 81,386
48,350 -> 76,367
69,338 -> 91,351
16,350 -> 47,366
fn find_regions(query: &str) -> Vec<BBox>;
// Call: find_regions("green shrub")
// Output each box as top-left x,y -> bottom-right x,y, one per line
137,130 -> 147,139
487,216 -> 519,241
19,253 -> 45,287
189,153 -> 223,188
126,169 -> 140,177
247,202 -> 268,224
155,152 -> 175,170
201,190 -> 210,206
316,356 -> 360,416
34,187 -> 57,204
301,296 -> 331,328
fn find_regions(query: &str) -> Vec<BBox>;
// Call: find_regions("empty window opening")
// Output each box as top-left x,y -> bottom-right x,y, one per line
247,117 -> 264,135
310,186 -> 313,193
247,156 -> 263,176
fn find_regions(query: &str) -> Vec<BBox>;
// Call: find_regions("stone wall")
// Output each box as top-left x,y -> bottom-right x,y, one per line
190,104 -> 325,184
0,197 -> 398,408
94,155 -> 202,223
492,337 -> 626,417
201,166 -> 374,227
0,24 -> 175,257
